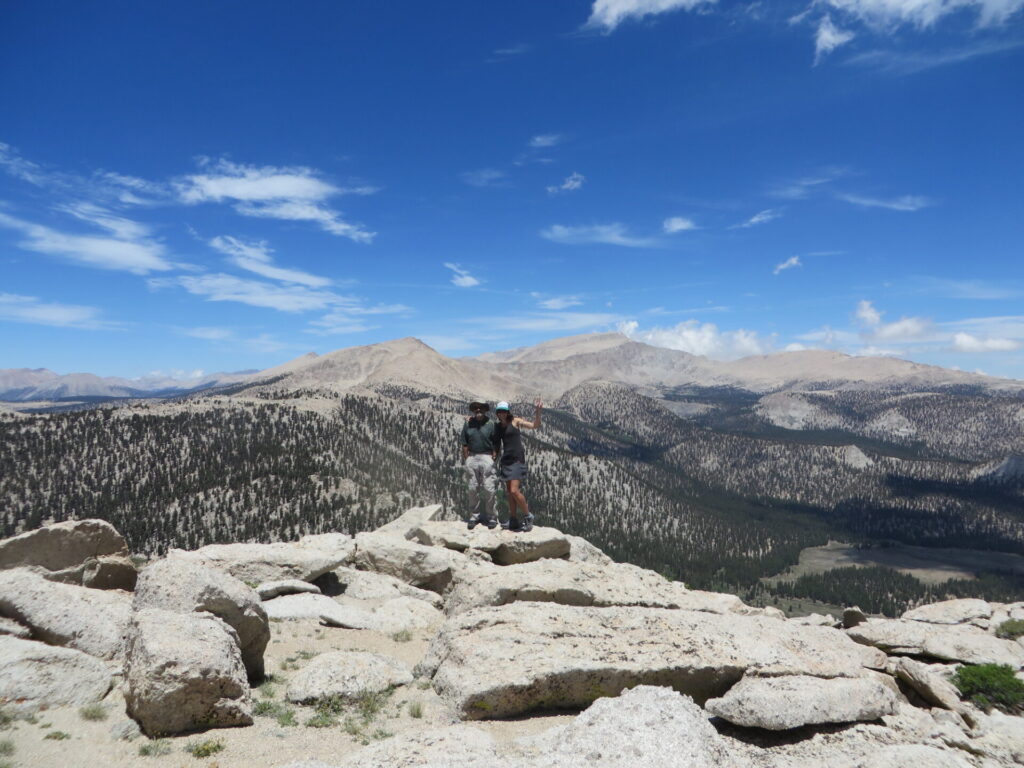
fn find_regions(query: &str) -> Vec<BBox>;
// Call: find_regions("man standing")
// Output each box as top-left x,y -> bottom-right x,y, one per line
460,401 -> 498,529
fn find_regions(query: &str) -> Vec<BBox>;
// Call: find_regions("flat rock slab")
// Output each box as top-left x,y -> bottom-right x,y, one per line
411,522 -> 571,566
444,559 -> 745,616
124,608 -> 252,736
416,603 -> 868,720
264,593 -> 377,629
134,558 -> 269,680
0,635 -> 113,710
335,724 -> 497,768
258,579 -> 322,600
848,619 -> 1024,667
0,616 -> 30,639
902,598 -> 992,625
369,596 -> 443,634
321,566 -> 443,608
353,533 -> 458,593
166,533 -> 355,584
838,745 -> 974,768
0,568 -> 131,660
372,503 -> 444,538
285,650 -> 413,703
895,657 -> 963,712
704,674 -> 898,730
0,518 -> 127,572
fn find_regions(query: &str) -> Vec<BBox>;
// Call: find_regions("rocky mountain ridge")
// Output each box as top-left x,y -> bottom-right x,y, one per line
1,511 -> 1023,767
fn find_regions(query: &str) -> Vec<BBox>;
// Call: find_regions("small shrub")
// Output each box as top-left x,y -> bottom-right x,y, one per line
391,629 -> 413,643
253,699 -> 280,717
44,730 -> 71,740
0,740 -> 13,756
257,675 -> 279,698
996,619 -> 1024,641
276,709 -> 297,727
354,689 -> 390,722
304,711 -> 337,728
370,728 -> 393,741
0,709 -> 13,730
953,663 -> 1024,715
408,701 -> 423,719
185,738 -> 225,758
79,703 -> 108,721
295,650 -> 316,660
342,717 -> 363,737
138,739 -> 172,757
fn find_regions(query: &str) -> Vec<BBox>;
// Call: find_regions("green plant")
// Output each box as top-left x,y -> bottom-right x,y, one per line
296,650 -> 317,660
304,711 -> 337,728
408,701 -> 423,719
44,730 -> 71,740
0,709 -> 13,730
79,703 -> 108,721
391,629 -> 413,643
342,717 -> 364,737
138,739 -> 172,757
0,740 -> 13,756
276,709 -> 297,727
370,728 -> 393,740
953,664 -> 1024,714
996,619 -> 1024,641
184,738 -> 225,758
354,689 -> 390,722
257,674 -> 279,697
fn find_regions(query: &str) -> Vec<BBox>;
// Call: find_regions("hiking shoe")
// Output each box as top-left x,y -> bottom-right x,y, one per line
520,514 -> 534,533
507,516 -> 522,532
467,516 -> 480,530
484,517 -> 498,530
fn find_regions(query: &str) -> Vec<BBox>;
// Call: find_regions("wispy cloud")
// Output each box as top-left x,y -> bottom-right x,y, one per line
771,167 -> 850,199
546,172 -> 585,195
540,223 -> 657,247
619,319 -> 774,359
854,299 -> 933,341
915,277 -> 1023,300
845,38 -> 1024,74
176,158 -> 375,242
444,262 -> 482,287
663,216 -> 697,233
733,209 -> 782,228
0,292 -> 114,329
773,255 -> 802,275
150,273 -> 340,312
531,293 -> 583,310
819,0 -> 1024,30
209,235 -> 332,288
815,15 -> 855,63
952,332 -> 1021,352
837,192 -> 932,211
460,168 -> 507,188
489,312 -> 622,332
529,134 -> 562,148
584,0 -> 718,33
0,211 -> 174,274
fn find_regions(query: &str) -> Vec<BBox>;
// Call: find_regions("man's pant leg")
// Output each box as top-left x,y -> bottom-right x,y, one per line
464,455 -> 484,518
480,459 -> 497,521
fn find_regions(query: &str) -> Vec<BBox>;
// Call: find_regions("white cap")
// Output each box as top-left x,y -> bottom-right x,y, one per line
495,401 -> 510,411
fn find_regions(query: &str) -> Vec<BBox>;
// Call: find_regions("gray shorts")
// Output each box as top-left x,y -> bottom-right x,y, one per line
498,461 -> 527,481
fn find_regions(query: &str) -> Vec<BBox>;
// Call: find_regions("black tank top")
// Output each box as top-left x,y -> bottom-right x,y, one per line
496,422 -> 525,465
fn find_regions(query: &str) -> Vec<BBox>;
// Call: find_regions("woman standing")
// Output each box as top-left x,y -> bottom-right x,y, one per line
494,399 -> 542,532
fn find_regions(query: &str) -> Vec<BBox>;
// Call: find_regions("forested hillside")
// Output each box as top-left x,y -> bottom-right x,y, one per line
2,379 -> 1022,615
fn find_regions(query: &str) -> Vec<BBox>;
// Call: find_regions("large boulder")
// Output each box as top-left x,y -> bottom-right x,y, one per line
353,533 -> 457,592
565,534 -> 614,565
902,599 -> 992,625
124,608 -> 252,736
366,596 -> 443,634
373,503 -> 445,538
133,559 -> 269,679
704,674 -> 899,730
520,685 -> 741,768
0,519 -> 128,580
257,579 -> 322,600
416,602 -> 869,720
0,568 -> 130,659
0,635 -> 113,710
166,532 -> 355,584
263,593 -> 377,628
81,555 -> 138,590
285,651 -> 413,704
410,521 -> 571,565
848,619 -> 1024,667
893,657 -> 964,712
316,566 -> 443,608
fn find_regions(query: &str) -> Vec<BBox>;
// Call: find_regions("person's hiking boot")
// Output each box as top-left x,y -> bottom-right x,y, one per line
466,515 -> 481,530
507,515 -> 522,532
520,514 -> 535,533
484,516 -> 498,530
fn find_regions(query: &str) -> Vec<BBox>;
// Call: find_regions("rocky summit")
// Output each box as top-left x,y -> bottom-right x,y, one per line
1,510 -> 1023,767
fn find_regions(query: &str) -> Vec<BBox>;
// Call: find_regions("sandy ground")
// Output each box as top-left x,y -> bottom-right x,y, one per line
3,618 -> 570,768
768,540 -> 1024,585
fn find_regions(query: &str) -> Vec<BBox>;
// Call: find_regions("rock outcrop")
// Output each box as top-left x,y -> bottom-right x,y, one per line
0,635 -> 113,710
352,533 -> 457,593
848,618 -> 1024,666
133,558 -> 270,679
124,608 -> 252,736
166,533 -> 355,583
285,651 -> 413,704
0,518 -> 130,583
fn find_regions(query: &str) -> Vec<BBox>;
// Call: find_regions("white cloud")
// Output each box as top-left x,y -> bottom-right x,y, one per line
444,262 -> 481,288
0,211 -> 173,274
585,0 -> 718,32
540,223 -> 657,247
771,168 -> 849,199
491,312 -> 622,332
773,255 -> 802,275
951,332 -> 1021,352
460,168 -> 507,188
529,134 -> 562,148
734,209 -> 782,228
855,299 -> 883,326
0,292 -> 112,329
815,15 -> 856,63
837,192 -> 931,211
532,293 -> 583,310
184,326 -> 235,341
663,216 -> 697,233
546,172 -> 585,195
872,315 -> 933,340
619,319 -> 774,359
915,277 -> 1023,299
209,235 -> 332,287
151,273 -> 340,312
845,39 -> 1024,74
821,0 -> 1024,30
855,345 -> 905,356
232,200 -> 374,243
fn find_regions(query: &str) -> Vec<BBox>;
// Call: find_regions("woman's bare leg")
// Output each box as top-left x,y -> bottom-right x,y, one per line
505,481 -> 518,519
507,479 -> 528,517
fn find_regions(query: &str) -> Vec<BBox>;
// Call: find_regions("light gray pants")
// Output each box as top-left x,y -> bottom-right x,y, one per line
464,453 -> 497,519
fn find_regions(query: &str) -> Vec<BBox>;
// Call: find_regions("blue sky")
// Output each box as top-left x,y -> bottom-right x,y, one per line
2,0 -> 1023,381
